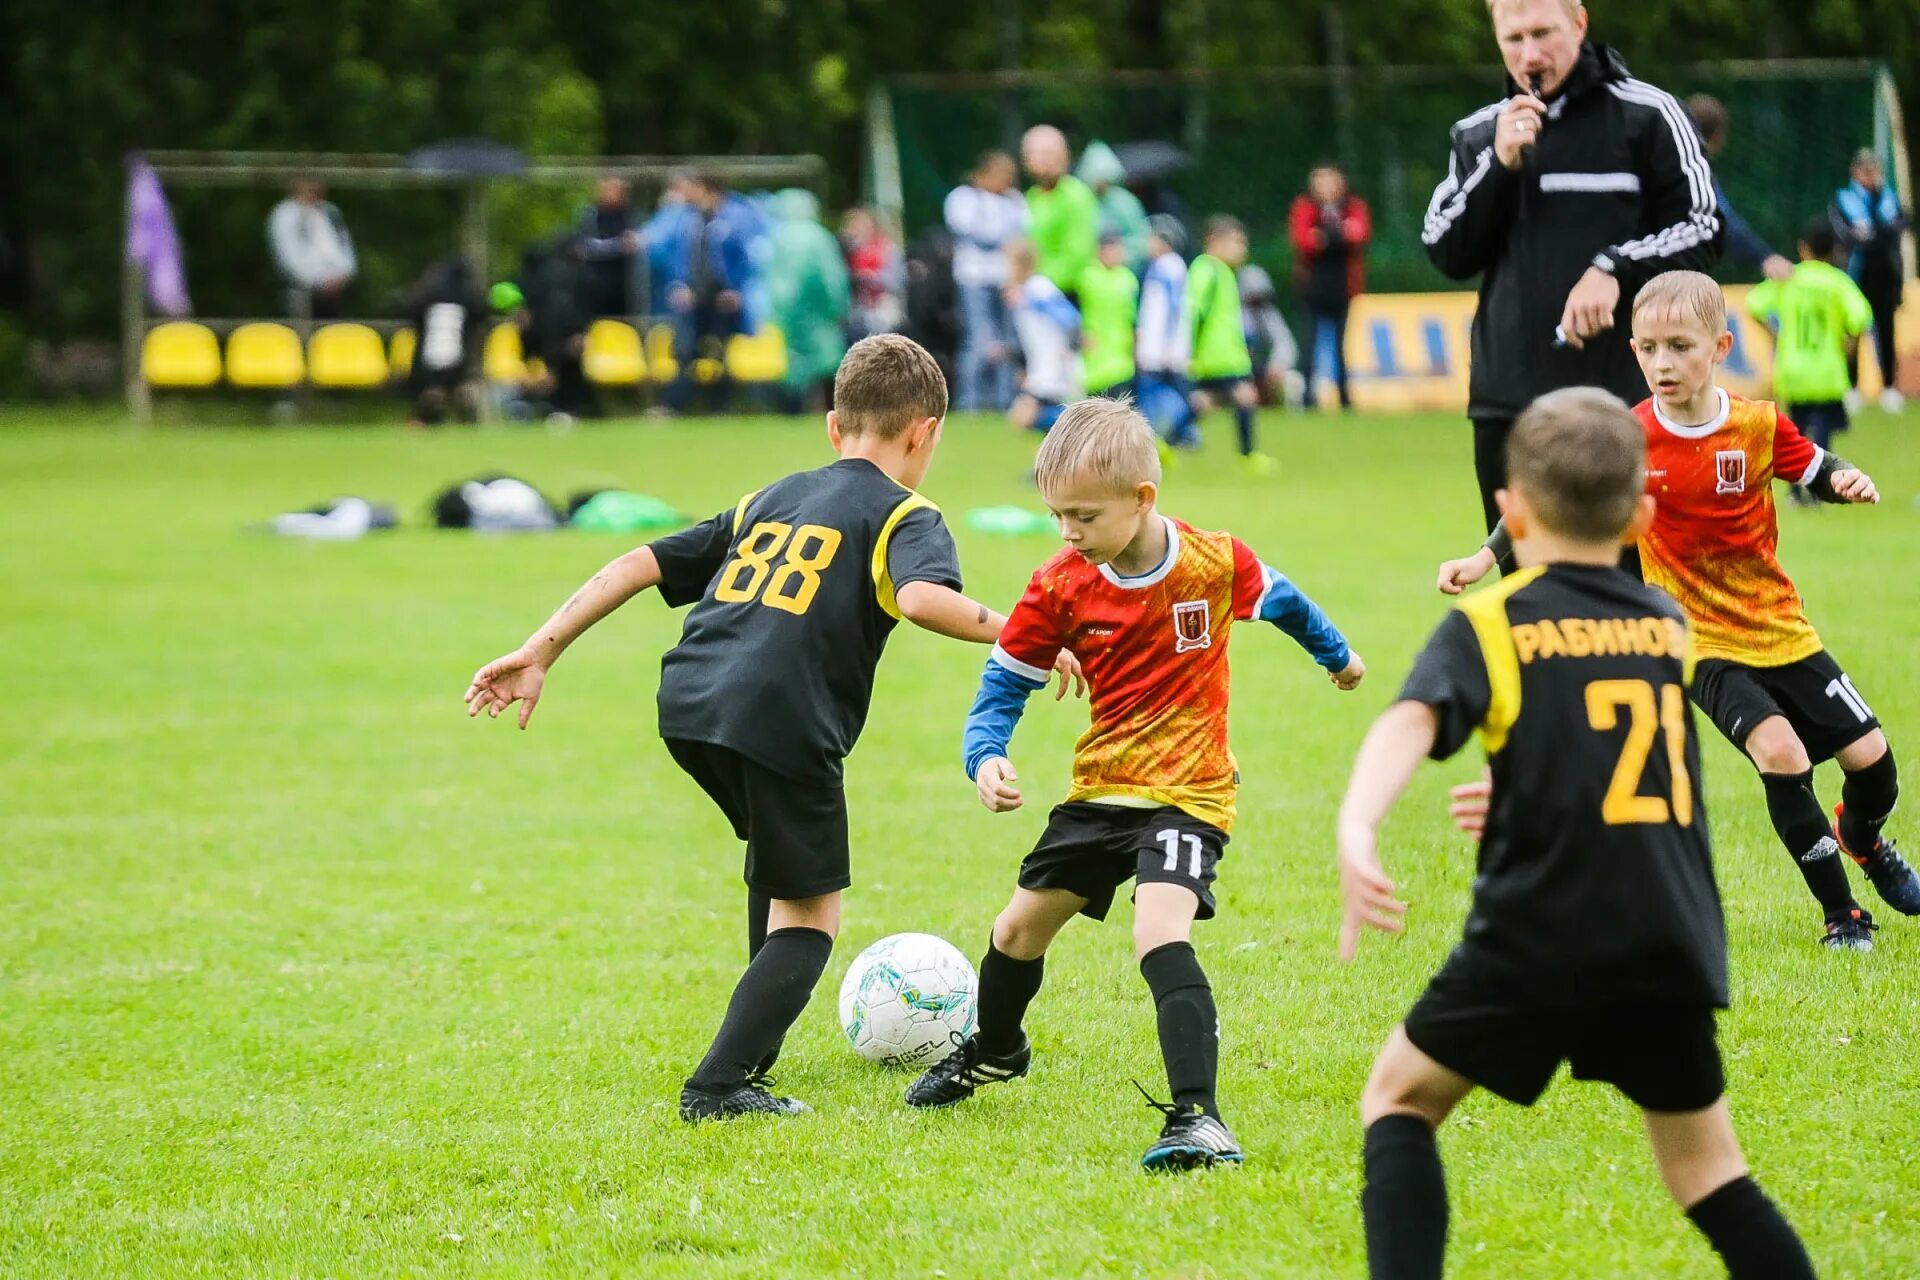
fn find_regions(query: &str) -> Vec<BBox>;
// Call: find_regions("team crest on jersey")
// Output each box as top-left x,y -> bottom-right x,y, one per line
1172,600 -> 1212,653
1715,450 -> 1747,494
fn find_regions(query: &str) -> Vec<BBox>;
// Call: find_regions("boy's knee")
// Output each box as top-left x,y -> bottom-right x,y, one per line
1744,719 -> 1811,775
1232,381 -> 1259,409
992,905 -> 1049,960
1132,918 -> 1192,960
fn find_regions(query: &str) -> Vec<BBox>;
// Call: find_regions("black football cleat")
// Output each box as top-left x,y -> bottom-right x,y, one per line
1822,907 -> 1879,953
905,1034 -> 1030,1109
679,1074 -> 811,1123
1835,804 -> 1920,916
1139,1093 -> 1245,1173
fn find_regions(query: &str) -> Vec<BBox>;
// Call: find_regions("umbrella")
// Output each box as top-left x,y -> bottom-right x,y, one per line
405,139 -> 528,178
1111,140 -> 1192,181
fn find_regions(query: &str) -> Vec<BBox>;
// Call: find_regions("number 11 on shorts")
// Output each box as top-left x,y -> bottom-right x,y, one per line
1157,828 -> 1204,879
1826,674 -> 1873,723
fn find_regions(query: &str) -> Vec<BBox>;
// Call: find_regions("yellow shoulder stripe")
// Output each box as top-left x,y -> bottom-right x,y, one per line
1454,565 -> 1544,755
731,490 -> 761,534
872,492 -> 941,619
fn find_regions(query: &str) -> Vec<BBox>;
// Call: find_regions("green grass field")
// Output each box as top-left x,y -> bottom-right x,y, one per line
4,405 -> 1918,1278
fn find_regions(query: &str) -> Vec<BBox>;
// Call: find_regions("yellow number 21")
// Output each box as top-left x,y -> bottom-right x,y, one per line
713,521 -> 843,615
1584,679 -> 1693,827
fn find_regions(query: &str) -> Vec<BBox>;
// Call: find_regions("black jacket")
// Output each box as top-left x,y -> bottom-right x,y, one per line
1424,43 -> 1722,419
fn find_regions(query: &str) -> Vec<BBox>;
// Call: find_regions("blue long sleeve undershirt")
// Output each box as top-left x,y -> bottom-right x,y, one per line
960,566 -> 1351,780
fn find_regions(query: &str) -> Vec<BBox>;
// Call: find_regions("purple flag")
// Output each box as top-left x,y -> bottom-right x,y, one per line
126,154 -> 191,317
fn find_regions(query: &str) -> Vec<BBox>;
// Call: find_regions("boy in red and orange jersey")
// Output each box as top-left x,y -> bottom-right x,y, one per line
905,398 -> 1365,1170
1438,270 -> 1916,952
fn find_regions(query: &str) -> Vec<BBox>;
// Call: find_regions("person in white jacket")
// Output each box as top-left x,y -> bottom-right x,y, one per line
268,179 -> 358,319
1135,215 -> 1196,446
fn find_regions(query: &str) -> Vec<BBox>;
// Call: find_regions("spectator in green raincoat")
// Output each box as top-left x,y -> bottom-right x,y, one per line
1077,140 -> 1151,274
766,188 -> 850,414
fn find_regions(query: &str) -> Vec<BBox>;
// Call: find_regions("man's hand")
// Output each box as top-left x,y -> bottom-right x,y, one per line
667,283 -> 693,312
976,757 -> 1023,813
1051,650 -> 1087,701
1331,652 -> 1367,691
1829,468 -> 1880,504
716,290 -> 742,314
1338,825 -> 1407,960
1558,267 -> 1621,348
1762,255 -> 1794,282
465,648 -> 549,729
1449,775 -> 1492,841
1437,547 -> 1499,595
1493,93 -> 1548,171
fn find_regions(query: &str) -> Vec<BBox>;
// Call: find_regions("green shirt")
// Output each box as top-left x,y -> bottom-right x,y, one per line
1747,260 -> 1873,404
1026,176 -> 1099,293
1186,253 -> 1252,379
1077,262 -> 1139,390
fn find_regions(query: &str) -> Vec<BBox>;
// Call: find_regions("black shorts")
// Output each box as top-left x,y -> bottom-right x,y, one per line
1190,375 -> 1252,401
1404,948 -> 1725,1113
1692,651 -> 1881,764
1019,802 -> 1227,921
663,738 -> 850,900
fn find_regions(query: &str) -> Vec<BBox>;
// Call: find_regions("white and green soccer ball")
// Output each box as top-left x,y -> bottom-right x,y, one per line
837,932 -> 978,1069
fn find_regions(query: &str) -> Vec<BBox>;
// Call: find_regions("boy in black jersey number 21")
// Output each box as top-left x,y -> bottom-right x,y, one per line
1337,389 -> 1814,1280
465,335 -> 1081,1122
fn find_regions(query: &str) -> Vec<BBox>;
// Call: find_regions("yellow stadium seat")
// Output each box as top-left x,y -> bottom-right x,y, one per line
726,325 -> 789,384
140,322 -> 222,389
583,320 -> 645,386
645,324 -> 679,382
308,324 -> 390,389
484,324 -> 526,383
389,328 -> 416,379
225,323 -> 306,389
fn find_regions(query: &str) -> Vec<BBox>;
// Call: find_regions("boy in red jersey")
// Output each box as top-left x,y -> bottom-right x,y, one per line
905,398 -> 1365,1170
1437,270 -> 1917,950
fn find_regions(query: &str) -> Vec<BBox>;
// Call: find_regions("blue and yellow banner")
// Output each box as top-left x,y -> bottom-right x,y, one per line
1319,282 -> 1917,412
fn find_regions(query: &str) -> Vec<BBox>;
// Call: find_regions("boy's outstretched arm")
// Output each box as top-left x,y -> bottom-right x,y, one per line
962,654 -> 1047,813
896,581 -> 1085,696
466,546 -> 663,728
1336,700 -> 1439,959
897,580 -> 1006,643
1249,561 -> 1365,688
1438,523 -> 1507,595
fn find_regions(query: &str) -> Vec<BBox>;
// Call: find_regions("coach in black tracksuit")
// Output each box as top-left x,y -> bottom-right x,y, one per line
1424,1 -> 1723,534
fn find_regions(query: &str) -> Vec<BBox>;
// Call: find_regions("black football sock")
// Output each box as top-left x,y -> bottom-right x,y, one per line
744,892 -> 784,1073
1685,1176 -> 1816,1279
975,940 -> 1044,1055
1760,771 -> 1857,917
1839,750 -> 1899,857
686,926 -> 832,1095
1362,1114 -> 1448,1280
1139,941 -> 1220,1119
1234,402 -> 1257,456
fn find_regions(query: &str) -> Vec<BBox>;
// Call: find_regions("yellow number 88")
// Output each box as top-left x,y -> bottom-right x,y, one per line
713,521 -> 843,616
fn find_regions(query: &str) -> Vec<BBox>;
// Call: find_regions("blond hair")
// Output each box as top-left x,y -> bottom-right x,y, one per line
1486,0 -> 1584,19
1033,399 -> 1162,495
833,334 -> 948,438
1507,387 -> 1645,542
1631,269 -> 1728,335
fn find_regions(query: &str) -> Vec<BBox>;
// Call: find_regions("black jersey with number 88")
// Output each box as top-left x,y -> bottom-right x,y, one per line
1399,562 -> 1727,1008
647,458 -> 962,780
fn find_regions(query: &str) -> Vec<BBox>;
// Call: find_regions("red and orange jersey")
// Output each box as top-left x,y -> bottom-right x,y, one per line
1635,390 -> 1825,667
991,517 -> 1268,832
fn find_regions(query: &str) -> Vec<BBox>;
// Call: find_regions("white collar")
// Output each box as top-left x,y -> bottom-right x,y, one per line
1651,386 -> 1730,439
1098,516 -> 1180,589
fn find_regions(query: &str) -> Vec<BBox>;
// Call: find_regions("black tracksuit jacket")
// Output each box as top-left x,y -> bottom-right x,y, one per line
1424,42 -> 1724,420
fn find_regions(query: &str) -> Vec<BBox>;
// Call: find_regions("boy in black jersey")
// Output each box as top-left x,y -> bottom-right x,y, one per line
1336,388 -> 1813,1280
466,335 -> 1079,1122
